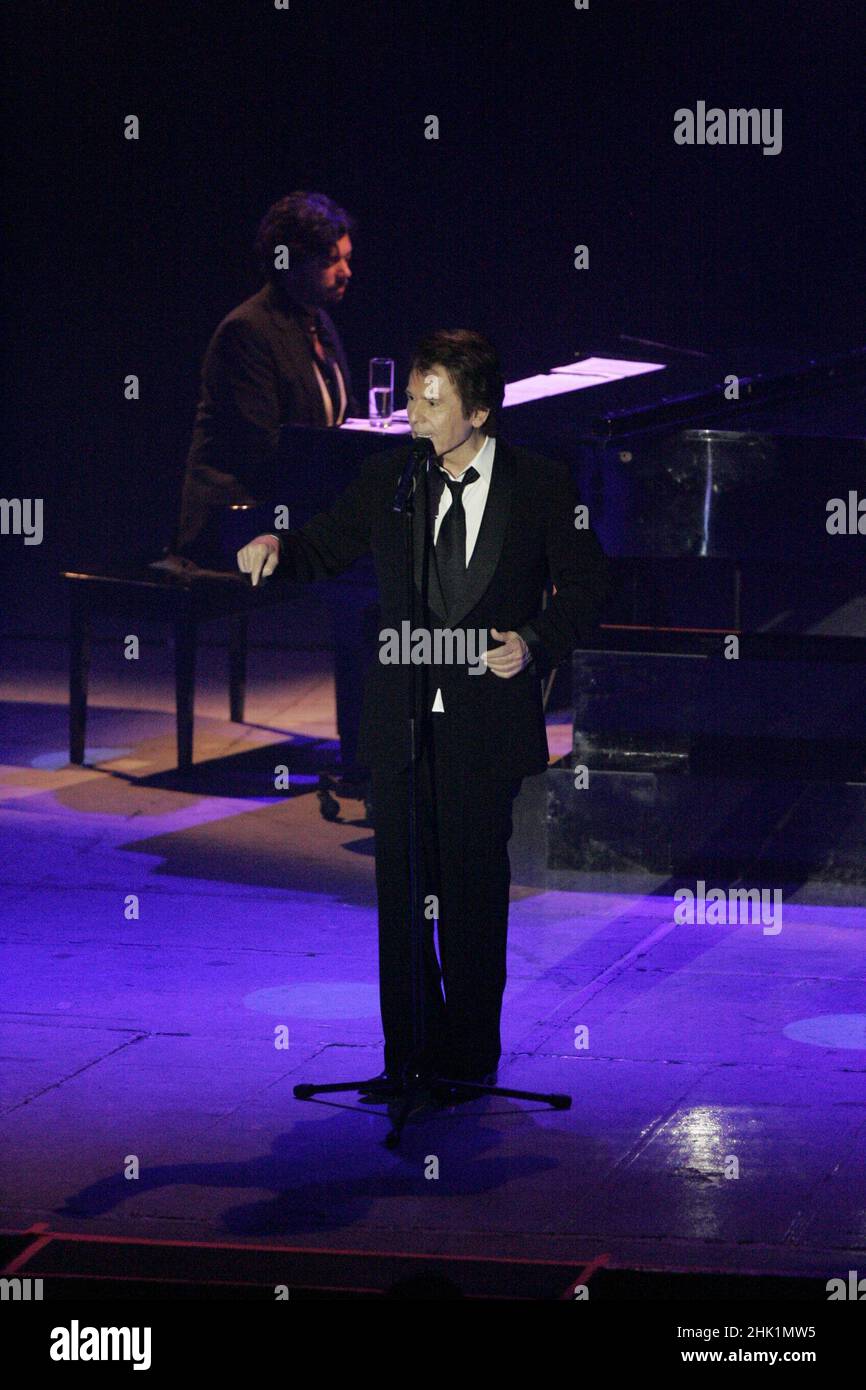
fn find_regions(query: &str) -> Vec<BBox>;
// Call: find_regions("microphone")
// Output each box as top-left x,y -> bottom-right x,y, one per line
392,435 -> 435,513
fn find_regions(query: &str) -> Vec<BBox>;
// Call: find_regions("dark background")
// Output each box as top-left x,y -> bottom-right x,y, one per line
3,0 -> 865,628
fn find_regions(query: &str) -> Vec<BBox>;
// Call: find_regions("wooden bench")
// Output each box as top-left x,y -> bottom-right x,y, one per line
63,560 -> 290,771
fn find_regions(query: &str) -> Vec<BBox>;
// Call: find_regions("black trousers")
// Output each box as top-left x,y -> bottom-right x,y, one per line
370,709 -> 523,1080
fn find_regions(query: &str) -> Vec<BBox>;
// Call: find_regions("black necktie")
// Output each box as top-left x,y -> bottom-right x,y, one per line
303,312 -> 342,424
434,465 -> 480,614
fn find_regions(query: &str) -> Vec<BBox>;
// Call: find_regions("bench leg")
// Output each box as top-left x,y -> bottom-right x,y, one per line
69,595 -> 90,764
173,617 -> 197,771
228,612 -> 248,723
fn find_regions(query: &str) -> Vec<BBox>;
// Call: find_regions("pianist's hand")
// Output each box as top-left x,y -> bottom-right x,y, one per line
237,534 -> 280,587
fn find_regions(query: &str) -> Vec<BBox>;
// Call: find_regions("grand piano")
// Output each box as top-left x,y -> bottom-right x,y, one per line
504,343 -> 866,885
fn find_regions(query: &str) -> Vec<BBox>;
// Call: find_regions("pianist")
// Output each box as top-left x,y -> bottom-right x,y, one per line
173,190 -> 358,567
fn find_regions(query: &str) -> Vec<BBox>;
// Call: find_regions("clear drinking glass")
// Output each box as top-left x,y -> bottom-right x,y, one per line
368,357 -> 394,428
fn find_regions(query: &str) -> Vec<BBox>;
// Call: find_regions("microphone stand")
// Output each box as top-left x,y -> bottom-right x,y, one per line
294,436 -> 571,1147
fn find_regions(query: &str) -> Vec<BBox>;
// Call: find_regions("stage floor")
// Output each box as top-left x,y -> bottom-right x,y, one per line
1,634 -> 864,1286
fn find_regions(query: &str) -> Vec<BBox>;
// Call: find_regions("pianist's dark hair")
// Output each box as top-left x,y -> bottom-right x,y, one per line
254,191 -> 355,278
410,329 -> 505,436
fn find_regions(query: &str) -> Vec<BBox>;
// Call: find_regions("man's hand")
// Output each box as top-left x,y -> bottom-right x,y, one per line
237,534 -> 280,587
484,628 -> 531,678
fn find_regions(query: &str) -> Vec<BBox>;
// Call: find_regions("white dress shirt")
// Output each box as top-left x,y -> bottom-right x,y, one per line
311,354 -> 347,426
431,434 -> 496,712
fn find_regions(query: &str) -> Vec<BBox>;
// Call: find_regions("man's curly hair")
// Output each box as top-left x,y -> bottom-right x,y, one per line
254,191 -> 355,279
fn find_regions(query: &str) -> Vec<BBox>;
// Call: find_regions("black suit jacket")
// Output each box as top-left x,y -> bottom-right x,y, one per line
176,281 -> 357,554
271,436 -> 611,778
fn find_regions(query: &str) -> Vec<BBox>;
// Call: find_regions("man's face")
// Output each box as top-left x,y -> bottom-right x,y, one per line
278,233 -> 353,307
406,365 -> 486,457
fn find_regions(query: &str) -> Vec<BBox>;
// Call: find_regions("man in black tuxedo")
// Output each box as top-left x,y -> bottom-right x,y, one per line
176,190 -> 358,565
238,330 -> 610,1100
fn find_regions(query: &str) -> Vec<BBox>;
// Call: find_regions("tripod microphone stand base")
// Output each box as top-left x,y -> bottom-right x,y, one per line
292,1072 -> 572,1148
